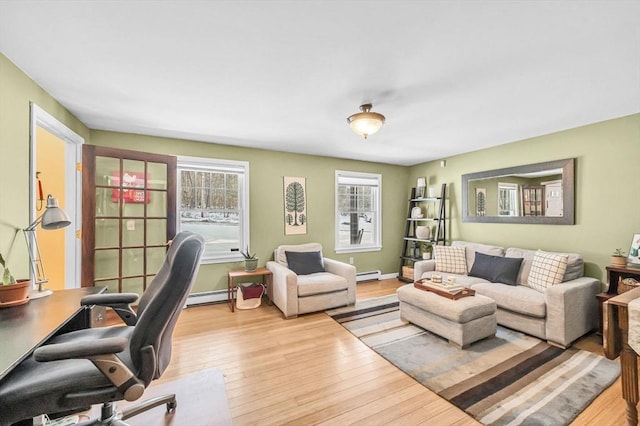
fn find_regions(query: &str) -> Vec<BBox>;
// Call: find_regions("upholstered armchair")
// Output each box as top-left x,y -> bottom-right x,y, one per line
266,243 -> 356,318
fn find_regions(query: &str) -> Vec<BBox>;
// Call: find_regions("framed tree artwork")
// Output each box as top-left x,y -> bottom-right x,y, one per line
283,176 -> 307,235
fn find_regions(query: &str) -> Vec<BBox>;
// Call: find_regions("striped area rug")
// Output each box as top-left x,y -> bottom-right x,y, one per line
327,294 -> 620,426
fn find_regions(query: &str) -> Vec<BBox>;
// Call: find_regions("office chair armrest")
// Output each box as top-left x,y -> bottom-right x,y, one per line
34,337 -> 128,362
34,337 -> 145,401
82,293 -> 139,305
81,293 -> 140,326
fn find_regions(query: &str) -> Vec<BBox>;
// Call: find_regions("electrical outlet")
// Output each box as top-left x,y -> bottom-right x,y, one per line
349,257 -> 354,264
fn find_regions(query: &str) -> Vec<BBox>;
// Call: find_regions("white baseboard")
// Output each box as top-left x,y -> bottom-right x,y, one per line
380,272 -> 399,280
186,289 -> 227,306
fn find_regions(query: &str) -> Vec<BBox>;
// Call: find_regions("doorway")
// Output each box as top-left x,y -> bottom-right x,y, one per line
544,180 -> 563,217
30,103 -> 83,290
82,145 -> 176,293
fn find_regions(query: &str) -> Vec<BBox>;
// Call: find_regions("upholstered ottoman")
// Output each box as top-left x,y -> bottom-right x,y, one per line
397,284 -> 497,349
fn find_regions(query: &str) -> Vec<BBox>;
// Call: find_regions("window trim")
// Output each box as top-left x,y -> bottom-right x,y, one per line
497,182 -> 519,217
335,170 -> 382,254
177,156 -> 250,264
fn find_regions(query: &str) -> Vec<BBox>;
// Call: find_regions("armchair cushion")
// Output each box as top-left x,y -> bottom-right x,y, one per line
297,273 -> 349,296
285,250 -> 325,275
275,243 -> 323,267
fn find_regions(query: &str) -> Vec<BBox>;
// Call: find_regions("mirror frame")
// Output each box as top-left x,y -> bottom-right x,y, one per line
462,158 -> 575,225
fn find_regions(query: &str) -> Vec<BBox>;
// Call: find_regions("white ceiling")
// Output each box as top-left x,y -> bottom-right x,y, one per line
1,1 -> 639,166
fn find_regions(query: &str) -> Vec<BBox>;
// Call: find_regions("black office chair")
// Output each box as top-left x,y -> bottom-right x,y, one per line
0,231 -> 204,426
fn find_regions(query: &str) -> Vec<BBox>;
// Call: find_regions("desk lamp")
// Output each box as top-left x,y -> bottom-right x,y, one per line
24,194 -> 71,299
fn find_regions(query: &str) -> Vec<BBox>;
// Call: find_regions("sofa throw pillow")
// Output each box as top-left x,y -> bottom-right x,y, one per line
285,251 -> 325,275
434,246 -> 467,275
468,252 -> 523,285
527,251 -> 569,292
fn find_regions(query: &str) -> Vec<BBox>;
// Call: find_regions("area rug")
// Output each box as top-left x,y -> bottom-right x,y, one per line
84,367 -> 232,425
327,294 -> 620,426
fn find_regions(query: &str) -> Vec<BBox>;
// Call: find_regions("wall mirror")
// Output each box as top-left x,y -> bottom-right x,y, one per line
462,158 -> 575,225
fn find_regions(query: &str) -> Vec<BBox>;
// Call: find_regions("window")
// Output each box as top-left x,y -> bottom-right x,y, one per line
498,182 -> 519,216
335,171 -> 382,253
177,156 -> 249,263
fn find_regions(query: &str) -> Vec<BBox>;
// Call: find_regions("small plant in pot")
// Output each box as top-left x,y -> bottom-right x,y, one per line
0,253 -> 31,306
241,247 -> 258,272
611,249 -> 628,267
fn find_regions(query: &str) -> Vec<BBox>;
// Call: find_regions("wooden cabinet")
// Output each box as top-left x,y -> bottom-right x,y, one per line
606,265 -> 640,294
596,265 -> 640,335
398,184 -> 446,282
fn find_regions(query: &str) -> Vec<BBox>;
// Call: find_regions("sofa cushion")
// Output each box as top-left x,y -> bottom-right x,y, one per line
275,243 -> 323,267
297,272 -> 348,296
468,252 -> 523,286
471,282 -> 546,318
452,241 -> 505,273
527,251 -> 569,292
434,246 -> 467,274
506,247 -> 584,285
285,251 -> 325,275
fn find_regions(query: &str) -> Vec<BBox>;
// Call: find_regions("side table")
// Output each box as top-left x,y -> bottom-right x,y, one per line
227,267 -> 273,312
597,265 -> 640,336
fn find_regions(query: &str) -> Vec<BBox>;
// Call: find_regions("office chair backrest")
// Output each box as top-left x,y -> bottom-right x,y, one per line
129,231 -> 204,382
136,231 -> 193,317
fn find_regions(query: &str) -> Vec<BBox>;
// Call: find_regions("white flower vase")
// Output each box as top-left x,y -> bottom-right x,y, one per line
415,226 -> 431,240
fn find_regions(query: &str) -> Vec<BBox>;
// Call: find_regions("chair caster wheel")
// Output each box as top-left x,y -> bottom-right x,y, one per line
167,400 -> 177,413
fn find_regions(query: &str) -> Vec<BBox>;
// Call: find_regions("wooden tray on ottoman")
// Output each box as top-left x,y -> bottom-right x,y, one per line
414,280 -> 475,300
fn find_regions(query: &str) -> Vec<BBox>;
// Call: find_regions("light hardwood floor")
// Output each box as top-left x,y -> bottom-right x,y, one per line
154,278 -> 627,425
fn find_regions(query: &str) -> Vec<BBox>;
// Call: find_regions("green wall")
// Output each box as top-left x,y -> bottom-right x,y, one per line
3,50 -> 639,291
90,130 -> 409,292
409,113 -> 640,282
0,53 -> 90,277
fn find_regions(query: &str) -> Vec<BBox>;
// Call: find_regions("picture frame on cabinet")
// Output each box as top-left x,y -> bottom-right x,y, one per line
628,233 -> 640,265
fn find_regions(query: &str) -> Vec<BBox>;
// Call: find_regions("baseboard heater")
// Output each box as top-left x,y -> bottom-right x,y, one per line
356,270 -> 381,282
186,289 -> 228,306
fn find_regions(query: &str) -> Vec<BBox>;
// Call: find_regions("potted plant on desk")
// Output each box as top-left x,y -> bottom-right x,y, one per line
0,253 -> 30,307
241,247 -> 258,272
611,249 -> 628,268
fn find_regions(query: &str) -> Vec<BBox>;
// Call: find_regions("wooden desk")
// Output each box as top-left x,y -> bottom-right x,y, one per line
227,268 -> 272,312
0,287 -> 105,381
604,286 -> 640,425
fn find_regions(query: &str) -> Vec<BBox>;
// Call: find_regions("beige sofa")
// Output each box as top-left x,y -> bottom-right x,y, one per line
266,243 -> 356,318
413,241 -> 600,348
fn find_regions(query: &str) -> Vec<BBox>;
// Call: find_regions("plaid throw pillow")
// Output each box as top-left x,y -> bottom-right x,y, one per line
527,251 -> 569,292
434,246 -> 467,275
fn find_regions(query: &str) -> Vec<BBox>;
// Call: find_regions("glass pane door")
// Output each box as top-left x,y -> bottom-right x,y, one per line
82,145 -> 176,292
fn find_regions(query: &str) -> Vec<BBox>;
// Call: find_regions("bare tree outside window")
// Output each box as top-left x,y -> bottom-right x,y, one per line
178,158 -> 248,262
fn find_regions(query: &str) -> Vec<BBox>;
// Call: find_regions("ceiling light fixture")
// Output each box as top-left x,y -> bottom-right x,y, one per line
347,103 -> 385,139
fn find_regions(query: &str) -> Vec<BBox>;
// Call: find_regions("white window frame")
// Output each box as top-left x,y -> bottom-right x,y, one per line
177,156 -> 249,264
498,182 -> 519,217
335,170 -> 382,254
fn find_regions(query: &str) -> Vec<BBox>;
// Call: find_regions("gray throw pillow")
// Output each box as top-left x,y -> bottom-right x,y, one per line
469,252 -> 523,285
285,251 -> 325,275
